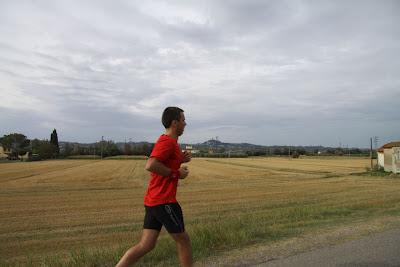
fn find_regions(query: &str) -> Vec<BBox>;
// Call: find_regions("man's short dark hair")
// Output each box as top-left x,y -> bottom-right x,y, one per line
162,107 -> 184,128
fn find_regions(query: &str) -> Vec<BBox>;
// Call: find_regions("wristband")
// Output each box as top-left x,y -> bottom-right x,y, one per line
170,169 -> 180,179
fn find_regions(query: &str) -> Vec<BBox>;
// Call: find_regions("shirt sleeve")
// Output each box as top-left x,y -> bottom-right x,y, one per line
150,138 -> 174,162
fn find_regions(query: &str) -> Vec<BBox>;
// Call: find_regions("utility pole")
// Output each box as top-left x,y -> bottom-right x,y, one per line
13,135 -> 18,160
374,136 -> 379,168
101,136 -> 104,159
370,137 -> 373,170
373,136 -> 378,150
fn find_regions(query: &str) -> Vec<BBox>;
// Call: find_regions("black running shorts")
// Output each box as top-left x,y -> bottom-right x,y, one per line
143,203 -> 185,233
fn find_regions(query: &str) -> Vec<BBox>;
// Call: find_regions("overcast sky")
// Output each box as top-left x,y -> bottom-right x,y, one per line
0,1 -> 399,147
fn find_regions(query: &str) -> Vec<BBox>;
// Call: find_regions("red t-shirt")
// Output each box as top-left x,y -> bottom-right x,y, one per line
144,134 -> 183,206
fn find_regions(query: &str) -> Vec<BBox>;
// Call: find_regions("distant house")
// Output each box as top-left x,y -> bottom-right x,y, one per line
0,144 -> 11,159
18,152 -> 30,161
378,141 -> 400,174
183,145 -> 200,154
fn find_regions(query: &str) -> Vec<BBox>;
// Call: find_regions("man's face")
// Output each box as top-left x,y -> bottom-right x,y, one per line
176,112 -> 186,136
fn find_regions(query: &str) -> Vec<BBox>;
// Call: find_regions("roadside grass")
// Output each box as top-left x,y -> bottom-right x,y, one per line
187,201 -> 400,257
0,159 -> 18,164
351,168 -> 400,178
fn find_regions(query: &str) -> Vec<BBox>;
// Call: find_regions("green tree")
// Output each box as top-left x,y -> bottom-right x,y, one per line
297,148 -> 306,155
326,148 -> 335,154
72,144 -> 81,155
124,143 -> 132,155
108,141 -> 121,156
31,139 -> 56,159
273,148 -> 282,155
142,144 -> 150,156
50,129 -> 60,156
63,143 -> 73,157
95,140 -> 121,157
350,148 -> 361,154
0,133 -> 30,158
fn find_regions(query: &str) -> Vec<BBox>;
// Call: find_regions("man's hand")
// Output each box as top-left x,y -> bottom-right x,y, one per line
179,166 -> 189,179
182,150 -> 191,163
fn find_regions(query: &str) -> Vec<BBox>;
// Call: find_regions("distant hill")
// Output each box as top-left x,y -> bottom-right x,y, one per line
179,139 -> 368,156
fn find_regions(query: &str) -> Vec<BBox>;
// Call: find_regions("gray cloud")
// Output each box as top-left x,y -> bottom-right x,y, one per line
0,0 -> 399,147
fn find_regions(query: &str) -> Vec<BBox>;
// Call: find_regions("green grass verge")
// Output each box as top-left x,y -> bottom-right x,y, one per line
351,169 -> 400,178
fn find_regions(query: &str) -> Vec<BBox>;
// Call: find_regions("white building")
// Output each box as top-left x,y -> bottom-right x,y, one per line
183,145 -> 200,154
378,141 -> 400,174
0,144 -> 10,159
377,147 -> 384,168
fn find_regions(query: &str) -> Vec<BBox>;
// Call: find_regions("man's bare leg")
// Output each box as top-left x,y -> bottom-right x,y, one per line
170,232 -> 193,267
115,229 -> 160,267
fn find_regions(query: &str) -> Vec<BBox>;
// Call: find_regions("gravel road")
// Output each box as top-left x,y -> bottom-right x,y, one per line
254,228 -> 400,267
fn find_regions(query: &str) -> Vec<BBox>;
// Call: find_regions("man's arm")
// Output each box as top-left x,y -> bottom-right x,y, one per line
145,157 -> 171,176
182,151 -> 191,163
145,157 -> 189,179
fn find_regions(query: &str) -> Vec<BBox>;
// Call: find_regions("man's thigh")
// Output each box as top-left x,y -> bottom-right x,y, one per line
149,203 -> 185,234
144,205 -> 162,231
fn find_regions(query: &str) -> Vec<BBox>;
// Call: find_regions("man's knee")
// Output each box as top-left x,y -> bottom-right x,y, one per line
171,232 -> 191,245
138,240 -> 157,253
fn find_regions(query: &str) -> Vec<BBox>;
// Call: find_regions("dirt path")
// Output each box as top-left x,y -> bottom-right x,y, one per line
197,216 -> 400,267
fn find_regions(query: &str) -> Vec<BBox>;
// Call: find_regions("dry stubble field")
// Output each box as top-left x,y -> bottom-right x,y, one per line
1,157 -> 400,266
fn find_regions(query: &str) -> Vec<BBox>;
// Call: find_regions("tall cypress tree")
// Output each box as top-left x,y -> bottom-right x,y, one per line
50,129 -> 60,155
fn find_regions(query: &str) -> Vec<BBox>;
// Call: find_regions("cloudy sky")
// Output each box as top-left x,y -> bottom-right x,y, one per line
0,1 -> 399,147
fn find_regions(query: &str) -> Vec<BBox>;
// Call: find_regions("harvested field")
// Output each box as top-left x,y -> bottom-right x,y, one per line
1,157 -> 400,266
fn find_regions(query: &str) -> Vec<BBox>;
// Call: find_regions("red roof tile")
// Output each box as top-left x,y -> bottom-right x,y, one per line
380,141 -> 400,149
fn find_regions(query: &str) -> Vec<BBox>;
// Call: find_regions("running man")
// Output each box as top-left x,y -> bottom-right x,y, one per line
116,107 -> 192,267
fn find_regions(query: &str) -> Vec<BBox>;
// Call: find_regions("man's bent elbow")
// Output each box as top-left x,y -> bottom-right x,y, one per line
145,158 -> 155,172
145,163 -> 151,172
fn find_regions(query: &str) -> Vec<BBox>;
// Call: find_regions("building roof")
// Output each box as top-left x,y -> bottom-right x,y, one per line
379,141 -> 400,150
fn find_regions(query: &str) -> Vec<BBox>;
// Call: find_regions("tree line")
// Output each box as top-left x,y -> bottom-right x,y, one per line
63,141 -> 153,158
0,131 -> 154,160
0,130 -> 60,160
